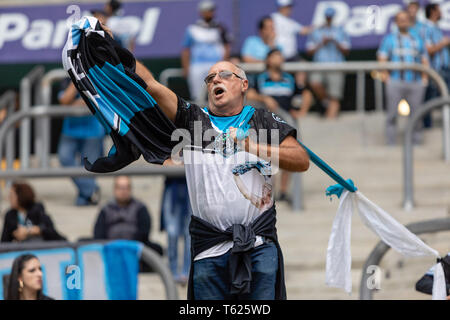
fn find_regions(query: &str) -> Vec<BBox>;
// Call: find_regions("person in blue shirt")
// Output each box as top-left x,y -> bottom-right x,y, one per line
306,7 -> 350,119
181,0 -> 231,102
241,16 -> 278,63
58,80 -> 104,206
423,3 -> 450,128
377,10 -> 429,145
406,1 -> 428,41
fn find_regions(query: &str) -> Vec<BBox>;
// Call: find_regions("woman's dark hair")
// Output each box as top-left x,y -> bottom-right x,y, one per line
5,254 -> 43,300
12,182 -> 35,211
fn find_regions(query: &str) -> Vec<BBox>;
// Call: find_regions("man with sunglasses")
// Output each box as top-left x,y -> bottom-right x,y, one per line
135,59 -> 309,300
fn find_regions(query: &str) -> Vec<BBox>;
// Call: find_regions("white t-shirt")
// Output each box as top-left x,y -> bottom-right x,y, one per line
174,98 -> 296,261
184,147 -> 272,260
271,12 -> 304,59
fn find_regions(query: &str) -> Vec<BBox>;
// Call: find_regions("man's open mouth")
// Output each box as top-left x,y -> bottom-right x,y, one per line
213,86 -> 225,97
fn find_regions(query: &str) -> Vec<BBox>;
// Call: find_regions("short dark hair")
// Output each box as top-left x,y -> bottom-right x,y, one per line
108,0 -> 122,14
266,48 -> 282,59
91,9 -> 106,16
12,182 -> 35,210
5,254 -> 43,300
425,3 -> 439,19
258,16 -> 272,31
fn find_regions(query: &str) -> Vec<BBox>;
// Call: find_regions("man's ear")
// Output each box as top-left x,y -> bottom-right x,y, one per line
241,79 -> 249,93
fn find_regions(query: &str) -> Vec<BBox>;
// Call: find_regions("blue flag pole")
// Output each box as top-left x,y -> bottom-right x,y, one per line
297,140 -> 357,193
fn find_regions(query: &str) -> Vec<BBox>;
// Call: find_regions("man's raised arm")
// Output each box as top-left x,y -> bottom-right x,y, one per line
135,60 -> 178,122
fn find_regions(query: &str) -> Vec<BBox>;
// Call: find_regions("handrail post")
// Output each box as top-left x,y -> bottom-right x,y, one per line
443,105 -> 450,162
356,71 -> 365,115
403,97 -> 450,210
19,65 -> 45,169
374,77 -> 383,113
39,69 -> 70,168
0,91 -> 17,180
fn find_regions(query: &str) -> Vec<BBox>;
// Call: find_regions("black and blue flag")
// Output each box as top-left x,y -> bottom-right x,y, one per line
62,16 -> 176,172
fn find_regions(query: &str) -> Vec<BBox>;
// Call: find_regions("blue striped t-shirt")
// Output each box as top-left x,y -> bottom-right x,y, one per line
377,31 -> 428,82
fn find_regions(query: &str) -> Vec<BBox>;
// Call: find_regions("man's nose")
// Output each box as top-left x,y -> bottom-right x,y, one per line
212,73 -> 222,84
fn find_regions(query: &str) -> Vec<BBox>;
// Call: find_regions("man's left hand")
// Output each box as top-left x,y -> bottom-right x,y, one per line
228,127 -> 254,152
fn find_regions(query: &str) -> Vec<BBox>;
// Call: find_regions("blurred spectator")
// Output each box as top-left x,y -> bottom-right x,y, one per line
246,48 -> 311,201
271,0 -> 311,62
241,16 -> 279,63
423,3 -> 450,128
377,11 -> 429,145
247,48 -> 313,118
5,254 -> 53,300
406,0 -> 427,40
57,80 -> 104,206
93,176 -> 163,256
306,7 -> 350,119
160,170 -> 192,286
181,0 -> 232,102
104,0 -> 136,52
1,182 -> 66,242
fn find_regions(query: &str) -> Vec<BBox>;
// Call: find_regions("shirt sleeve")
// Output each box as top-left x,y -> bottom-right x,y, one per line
377,35 -> 391,59
292,20 -> 303,34
418,37 -> 429,61
136,205 -> 151,243
219,24 -> 232,44
338,28 -> 351,49
174,95 -> 203,129
241,37 -> 255,58
1,210 -> 16,242
93,209 -> 107,239
306,30 -> 318,51
182,28 -> 193,48
259,109 -> 297,145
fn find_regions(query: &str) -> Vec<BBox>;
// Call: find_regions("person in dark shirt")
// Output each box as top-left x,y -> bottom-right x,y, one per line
5,254 -> 53,300
1,182 -> 66,243
93,176 -> 163,255
247,48 -> 311,202
247,48 -> 313,118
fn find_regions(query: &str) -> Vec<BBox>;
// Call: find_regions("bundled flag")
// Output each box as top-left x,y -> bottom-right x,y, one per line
62,16 -> 177,173
299,143 -> 447,299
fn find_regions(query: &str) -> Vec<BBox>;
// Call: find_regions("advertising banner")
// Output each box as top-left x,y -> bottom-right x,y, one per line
1,0 -> 450,63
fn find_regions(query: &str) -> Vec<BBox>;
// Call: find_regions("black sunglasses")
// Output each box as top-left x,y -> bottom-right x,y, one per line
204,70 -> 244,84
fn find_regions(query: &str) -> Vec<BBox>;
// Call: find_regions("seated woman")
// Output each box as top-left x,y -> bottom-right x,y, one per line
1,182 -> 66,242
5,254 -> 53,300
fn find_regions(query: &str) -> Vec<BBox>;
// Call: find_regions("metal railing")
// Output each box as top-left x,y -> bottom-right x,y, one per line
0,105 -> 183,178
36,68 -> 69,168
0,90 -> 17,173
0,240 -> 179,300
19,65 -> 45,169
359,217 -> 450,300
239,61 -> 450,162
160,62 -> 450,210
403,96 -> 450,210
